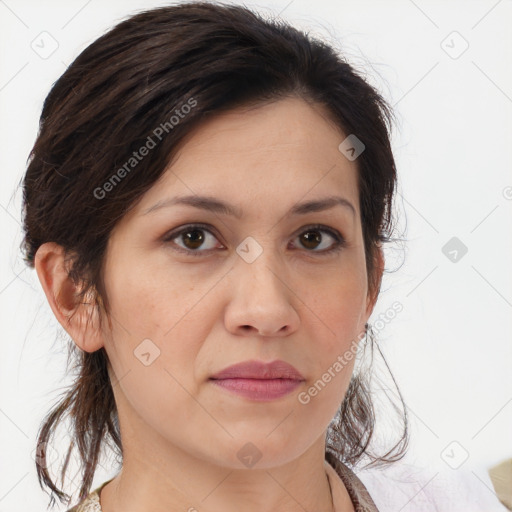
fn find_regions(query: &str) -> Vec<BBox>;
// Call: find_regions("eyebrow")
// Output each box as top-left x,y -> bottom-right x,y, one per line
142,194 -> 356,218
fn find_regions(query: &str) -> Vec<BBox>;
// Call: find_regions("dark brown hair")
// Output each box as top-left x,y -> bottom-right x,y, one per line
20,1 -> 408,508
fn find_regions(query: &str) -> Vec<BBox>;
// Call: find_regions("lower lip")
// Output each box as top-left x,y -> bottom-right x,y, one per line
210,378 -> 303,401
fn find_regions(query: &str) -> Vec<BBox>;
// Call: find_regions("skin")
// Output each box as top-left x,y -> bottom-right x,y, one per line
35,96 -> 383,512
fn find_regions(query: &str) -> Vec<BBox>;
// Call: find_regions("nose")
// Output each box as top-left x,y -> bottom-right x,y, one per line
224,248 -> 300,338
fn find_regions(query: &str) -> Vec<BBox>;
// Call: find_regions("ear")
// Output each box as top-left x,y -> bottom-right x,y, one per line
365,243 -> 384,321
34,242 -> 104,353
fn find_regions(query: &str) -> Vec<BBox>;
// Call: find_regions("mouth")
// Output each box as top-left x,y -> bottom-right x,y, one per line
209,359 -> 305,401
209,377 -> 303,401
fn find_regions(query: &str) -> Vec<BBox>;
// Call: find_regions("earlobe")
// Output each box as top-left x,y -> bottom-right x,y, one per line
34,242 -> 104,353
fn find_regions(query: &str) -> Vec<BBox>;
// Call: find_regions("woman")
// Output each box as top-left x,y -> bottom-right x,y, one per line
21,2 -> 409,510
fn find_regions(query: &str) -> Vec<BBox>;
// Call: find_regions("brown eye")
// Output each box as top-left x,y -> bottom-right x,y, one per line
300,230 -> 322,250
164,224 -> 223,256
181,229 -> 205,250
294,225 -> 344,254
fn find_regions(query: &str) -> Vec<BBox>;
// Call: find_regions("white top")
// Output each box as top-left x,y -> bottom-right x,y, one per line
356,461 -> 509,512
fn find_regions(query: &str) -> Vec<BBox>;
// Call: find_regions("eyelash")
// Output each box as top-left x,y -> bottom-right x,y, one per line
162,223 -> 346,257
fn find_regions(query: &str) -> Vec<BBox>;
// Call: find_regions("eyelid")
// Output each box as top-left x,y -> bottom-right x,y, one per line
162,222 -> 346,257
294,224 -> 346,254
162,222 -> 225,256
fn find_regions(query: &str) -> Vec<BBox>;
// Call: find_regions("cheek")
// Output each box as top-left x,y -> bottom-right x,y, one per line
298,333 -> 359,434
105,309 -> 210,433
311,276 -> 367,350
301,274 -> 366,408
102,256 -> 216,376
103,250 -> 201,338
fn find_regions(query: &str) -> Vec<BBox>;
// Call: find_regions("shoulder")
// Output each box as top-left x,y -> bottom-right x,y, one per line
66,478 -> 113,512
355,461 -> 509,512
66,490 -> 101,512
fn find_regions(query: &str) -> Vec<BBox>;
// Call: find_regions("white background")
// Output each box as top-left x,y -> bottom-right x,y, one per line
0,0 -> 511,510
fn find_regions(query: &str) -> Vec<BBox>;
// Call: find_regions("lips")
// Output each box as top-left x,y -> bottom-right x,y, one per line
209,359 -> 305,380
209,359 -> 305,401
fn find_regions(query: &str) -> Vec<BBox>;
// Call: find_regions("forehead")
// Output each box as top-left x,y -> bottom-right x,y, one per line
133,97 -> 360,221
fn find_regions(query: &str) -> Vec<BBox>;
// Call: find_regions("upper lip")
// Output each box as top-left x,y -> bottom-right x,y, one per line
210,359 -> 305,380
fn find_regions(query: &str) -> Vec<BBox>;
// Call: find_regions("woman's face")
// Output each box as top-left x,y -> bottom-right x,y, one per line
99,96 -> 379,469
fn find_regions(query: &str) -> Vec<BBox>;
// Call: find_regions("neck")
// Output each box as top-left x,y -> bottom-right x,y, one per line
102,452 -> 337,512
